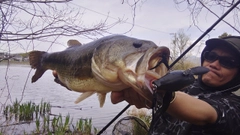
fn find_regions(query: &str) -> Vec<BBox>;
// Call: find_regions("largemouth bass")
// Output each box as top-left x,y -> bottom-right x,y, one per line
29,35 -> 170,107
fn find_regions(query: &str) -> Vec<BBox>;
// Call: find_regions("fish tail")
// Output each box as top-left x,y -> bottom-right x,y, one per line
29,51 -> 47,83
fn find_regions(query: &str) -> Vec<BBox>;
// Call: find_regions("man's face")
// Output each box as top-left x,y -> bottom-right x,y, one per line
202,48 -> 239,87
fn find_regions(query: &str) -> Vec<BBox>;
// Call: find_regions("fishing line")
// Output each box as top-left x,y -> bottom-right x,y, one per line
97,1 -> 240,134
97,104 -> 130,135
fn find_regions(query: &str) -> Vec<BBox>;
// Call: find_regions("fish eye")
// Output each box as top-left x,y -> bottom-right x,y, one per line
133,42 -> 142,48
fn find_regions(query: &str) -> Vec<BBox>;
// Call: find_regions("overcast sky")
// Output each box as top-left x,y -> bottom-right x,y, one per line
64,0 -> 239,56
4,0 -> 240,56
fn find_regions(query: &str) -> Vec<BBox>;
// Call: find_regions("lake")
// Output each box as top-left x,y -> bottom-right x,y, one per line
0,63 -> 135,134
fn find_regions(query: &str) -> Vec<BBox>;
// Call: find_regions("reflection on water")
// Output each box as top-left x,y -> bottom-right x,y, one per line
0,64 -> 130,134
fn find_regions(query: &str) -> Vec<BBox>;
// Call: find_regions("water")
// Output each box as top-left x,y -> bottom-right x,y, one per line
0,64 -> 131,134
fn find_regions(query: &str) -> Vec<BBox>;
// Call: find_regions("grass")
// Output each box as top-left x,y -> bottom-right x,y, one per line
3,99 -> 51,122
34,114 -> 96,135
2,101 -> 153,135
1,99 -> 98,135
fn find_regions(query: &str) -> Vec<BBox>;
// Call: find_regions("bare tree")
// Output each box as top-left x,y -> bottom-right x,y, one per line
0,0 -> 125,119
0,0 -> 123,53
122,0 -> 240,34
173,0 -> 240,33
170,29 -> 193,70
219,32 -> 232,38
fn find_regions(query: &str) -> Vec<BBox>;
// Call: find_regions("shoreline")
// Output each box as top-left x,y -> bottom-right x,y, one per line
0,61 -> 29,66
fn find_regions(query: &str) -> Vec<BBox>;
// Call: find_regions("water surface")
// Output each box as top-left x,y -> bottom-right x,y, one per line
0,64 -> 131,134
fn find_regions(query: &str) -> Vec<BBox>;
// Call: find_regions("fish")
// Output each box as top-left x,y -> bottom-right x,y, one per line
29,35 -> 170,107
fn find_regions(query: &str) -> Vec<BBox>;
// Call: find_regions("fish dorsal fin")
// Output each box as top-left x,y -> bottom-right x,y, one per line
67,39 -> 82,46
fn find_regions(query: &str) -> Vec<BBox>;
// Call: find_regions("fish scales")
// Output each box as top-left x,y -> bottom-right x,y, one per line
43,48 -> 93,79
29,35 -> 170,107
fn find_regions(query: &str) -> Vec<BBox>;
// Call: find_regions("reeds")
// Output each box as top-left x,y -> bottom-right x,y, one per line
2,99 -> 98,135
34,114 -> 97,134
3,99 -> 51,122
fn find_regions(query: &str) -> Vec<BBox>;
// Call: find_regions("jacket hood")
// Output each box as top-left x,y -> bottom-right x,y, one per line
199,36 -> 240,92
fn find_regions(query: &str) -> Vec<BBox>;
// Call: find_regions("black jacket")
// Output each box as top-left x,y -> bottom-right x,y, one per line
149,80 -> 240,135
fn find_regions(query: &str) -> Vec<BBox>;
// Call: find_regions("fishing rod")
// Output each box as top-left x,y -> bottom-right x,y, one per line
97,1 -> 240,134
170,0 -> 240,69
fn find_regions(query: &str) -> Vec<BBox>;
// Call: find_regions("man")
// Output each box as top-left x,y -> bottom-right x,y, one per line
111,36 -> 240,135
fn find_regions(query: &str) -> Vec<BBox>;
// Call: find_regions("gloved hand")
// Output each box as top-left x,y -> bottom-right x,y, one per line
152,66 -> 209,92
150,66 -> 209,116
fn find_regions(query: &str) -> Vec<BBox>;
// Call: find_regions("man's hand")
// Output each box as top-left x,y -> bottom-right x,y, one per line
52,71 -> 70,90
111,88 -> 152,109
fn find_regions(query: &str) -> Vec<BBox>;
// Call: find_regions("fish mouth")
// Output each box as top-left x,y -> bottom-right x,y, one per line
144,70 -> 162,93
148,46 -> 170,93
136,46 -> 170,95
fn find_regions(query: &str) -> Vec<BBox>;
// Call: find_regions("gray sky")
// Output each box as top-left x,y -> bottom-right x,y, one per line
63,0 -> 239,56
4,0 -> 240,56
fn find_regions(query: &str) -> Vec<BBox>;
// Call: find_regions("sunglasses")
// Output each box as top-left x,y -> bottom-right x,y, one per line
203,51 -> 239,69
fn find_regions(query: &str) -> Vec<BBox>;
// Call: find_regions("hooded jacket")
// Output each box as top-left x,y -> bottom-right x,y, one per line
149,36 -> 240,135
197,36 -> 240,93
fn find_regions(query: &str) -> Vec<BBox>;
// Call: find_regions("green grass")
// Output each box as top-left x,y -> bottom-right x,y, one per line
1,99 -> 98,135
3,99 -> 51,122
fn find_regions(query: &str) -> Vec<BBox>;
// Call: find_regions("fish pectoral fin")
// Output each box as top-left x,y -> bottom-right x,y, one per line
97,93 -> 107,108
74,92 -> 95,104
